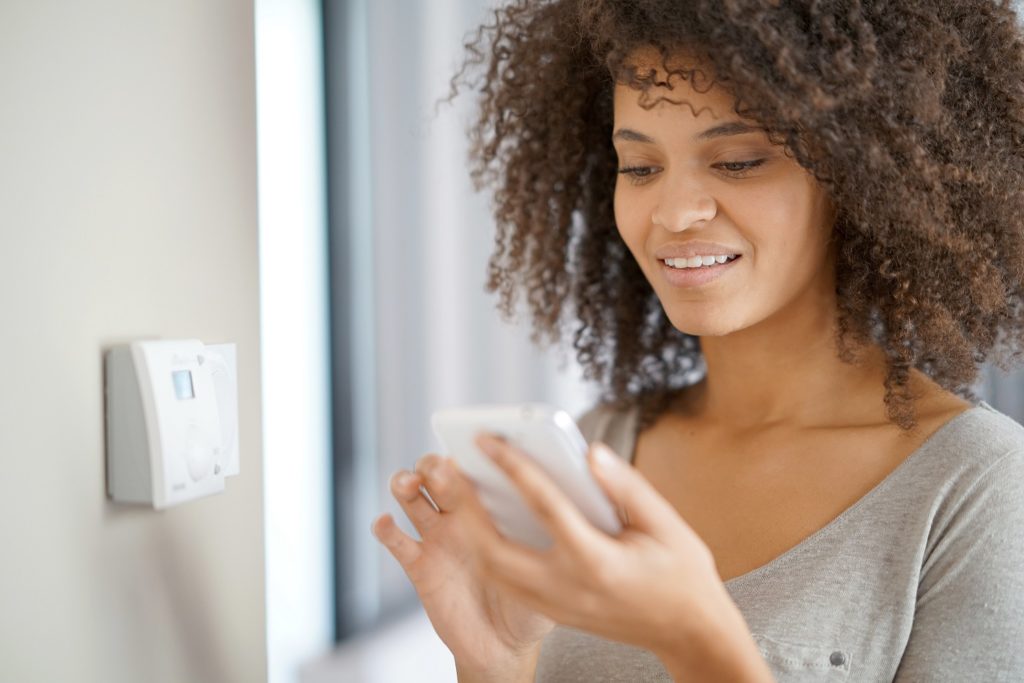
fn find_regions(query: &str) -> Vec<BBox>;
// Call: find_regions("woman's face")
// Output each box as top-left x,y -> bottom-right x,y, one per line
612,56 -> 837,338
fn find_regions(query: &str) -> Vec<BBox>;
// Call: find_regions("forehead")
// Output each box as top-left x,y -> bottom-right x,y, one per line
613,46 -> 737,122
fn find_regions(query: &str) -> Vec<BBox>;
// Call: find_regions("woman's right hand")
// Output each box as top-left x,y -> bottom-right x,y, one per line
371,453 -> 556,680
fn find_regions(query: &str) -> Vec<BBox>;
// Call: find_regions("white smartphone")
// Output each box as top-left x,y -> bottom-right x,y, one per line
430,403 -> 623,550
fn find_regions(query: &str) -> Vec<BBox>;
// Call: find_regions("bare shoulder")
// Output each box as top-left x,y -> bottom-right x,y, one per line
905,370 -> 975,431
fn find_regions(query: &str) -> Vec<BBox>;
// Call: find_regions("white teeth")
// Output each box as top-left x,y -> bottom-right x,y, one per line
664,255 -> 738,269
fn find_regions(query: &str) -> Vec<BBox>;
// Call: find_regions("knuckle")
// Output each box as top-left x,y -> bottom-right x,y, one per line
387,470 -> 409,491
426,473 -> 450,499
389,473 -> 424,504
413,453 -> 434,468
504,455 -> 528,480
415,453 -> 445,478
589,564 -> 616,590
583,553 -> 618,589
579,589 -> 603,617
386,530 -> 405,552
445,466 -> 468,494
532,497 -> 557,523
474,548 -> 494,575
379,525 -> 402,552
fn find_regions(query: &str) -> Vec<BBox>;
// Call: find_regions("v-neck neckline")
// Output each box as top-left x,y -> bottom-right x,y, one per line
625,401 -> 991,588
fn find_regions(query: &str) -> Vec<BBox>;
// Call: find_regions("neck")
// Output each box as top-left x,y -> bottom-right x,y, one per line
682,291 -> 895,432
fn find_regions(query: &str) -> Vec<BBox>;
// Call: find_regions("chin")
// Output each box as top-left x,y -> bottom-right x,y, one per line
667,315 -> 739,337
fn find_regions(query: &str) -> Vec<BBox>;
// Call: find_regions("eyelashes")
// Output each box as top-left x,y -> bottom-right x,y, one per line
617,159 -> 766,186
715,159 -> 766,175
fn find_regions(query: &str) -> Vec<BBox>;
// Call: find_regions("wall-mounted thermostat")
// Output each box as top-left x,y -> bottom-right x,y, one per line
104,339 -> 239,509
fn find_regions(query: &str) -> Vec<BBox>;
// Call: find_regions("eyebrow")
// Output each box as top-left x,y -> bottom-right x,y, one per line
612,121 -> 762,144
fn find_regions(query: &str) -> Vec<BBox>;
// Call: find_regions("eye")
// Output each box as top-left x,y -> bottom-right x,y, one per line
617,159 -> 767,186
616,165 -> 660,186
714,159 -> 766,177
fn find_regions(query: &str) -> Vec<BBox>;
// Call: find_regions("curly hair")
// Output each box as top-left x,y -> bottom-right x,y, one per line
441,0 -> 1024,434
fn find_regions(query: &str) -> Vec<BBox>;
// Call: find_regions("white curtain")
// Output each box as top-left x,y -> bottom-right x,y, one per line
349,0 -> 597,627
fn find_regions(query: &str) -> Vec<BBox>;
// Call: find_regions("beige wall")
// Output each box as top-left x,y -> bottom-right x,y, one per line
0,1 -> 265,681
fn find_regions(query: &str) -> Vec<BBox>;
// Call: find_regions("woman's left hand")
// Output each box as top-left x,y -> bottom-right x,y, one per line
460,432 -> 742,661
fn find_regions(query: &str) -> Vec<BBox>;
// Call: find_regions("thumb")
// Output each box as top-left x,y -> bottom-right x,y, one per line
588,441 -> 680,540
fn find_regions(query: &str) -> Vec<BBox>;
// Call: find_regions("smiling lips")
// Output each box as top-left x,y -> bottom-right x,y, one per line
663,254 -> 740,269
653,240 -> 744,262
658,254 -> 743,287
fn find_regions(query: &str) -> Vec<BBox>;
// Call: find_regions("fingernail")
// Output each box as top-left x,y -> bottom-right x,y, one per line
592,443 -> 618,469
396,472 -> 413,487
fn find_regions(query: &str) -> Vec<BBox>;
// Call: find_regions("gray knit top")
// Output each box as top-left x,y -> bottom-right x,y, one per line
534,400 -> 1024,682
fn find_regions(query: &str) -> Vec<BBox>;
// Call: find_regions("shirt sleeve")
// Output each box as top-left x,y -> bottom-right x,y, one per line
574,403 -> 607,443
893,449 -> 1024,682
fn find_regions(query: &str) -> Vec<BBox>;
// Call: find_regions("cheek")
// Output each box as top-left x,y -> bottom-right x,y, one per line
613,190 -> 647,251
738,182 -> 830,261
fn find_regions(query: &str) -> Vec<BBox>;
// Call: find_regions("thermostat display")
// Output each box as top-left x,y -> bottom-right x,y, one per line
172,370 -> 195,400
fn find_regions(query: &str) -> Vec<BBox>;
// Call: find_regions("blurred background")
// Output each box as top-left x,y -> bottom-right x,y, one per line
259,0 -> 594,681
0,1 -> 1021,682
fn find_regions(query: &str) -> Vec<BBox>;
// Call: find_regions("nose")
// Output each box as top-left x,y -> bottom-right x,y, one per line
651,175 -> 718,231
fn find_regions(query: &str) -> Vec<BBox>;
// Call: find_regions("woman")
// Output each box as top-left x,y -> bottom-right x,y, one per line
371,1 -> 1024,680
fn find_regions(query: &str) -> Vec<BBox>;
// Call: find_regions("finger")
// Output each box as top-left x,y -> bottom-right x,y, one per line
470,527 -> 595,630
442,457 -> 536,573
474,432 -> 607,557
477,536 -> 552,599
413,453 -> 460,513
371,513 -> 423,567
388,469 -> 441,536
587,441 -> 687,541
446,458 -> 592,610
444,457 -> 503,537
